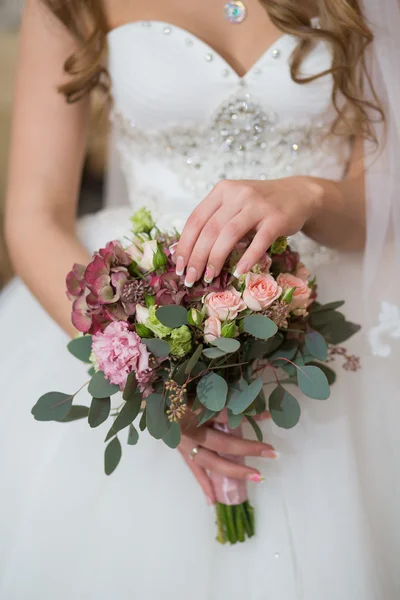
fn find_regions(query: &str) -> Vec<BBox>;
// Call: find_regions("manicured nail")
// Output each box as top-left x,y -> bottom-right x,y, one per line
261,449 -> 279,459
233,262 -> 249,278
176,256 -> 185,276
247,473 -> 264,483
184,266 -> 197,288
204,264 -> 215,283
169,242 -> 178,256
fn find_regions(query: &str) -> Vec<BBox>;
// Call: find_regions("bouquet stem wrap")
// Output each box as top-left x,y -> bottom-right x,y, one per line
211,423 -> 255,544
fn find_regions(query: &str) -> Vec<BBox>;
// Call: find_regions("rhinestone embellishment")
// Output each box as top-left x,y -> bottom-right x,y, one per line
272,48 -> 281,58
224,1 -> 247,24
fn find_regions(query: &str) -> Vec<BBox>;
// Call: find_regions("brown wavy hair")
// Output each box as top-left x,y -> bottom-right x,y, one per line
41,0 -> 383,140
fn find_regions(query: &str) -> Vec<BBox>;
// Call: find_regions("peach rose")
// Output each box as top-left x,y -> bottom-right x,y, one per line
277,272 -> 312,310
243,272 -> 282,312
204,287 -> 247,321
295,263 -> 311,283
204,316 -> 222,343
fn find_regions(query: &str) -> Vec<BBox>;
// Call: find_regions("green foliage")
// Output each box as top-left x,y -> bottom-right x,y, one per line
162,422 -> 181,449
67,335 -> 93,363
227,411 -> 243,429
155,305 -> 188,328
243,315 -> 278,340
185,344 -> 204,374
269,386 -> 301,429
197,373 -> 228,412
127,424 -> 139,446
227,378 -> 264,415
88,397 -> 111,428
57,405 -> 89,422
32,392 -> 74,422
211,337 -> 241,353
105,395 -> 142,440
123,372 -> 138,401
88,371 -> 120,398
143,338 -> 171,357
297,366 -> 330,400
104,436 -> 122,475
245,415 -> 263,442
146,394 -> 170,439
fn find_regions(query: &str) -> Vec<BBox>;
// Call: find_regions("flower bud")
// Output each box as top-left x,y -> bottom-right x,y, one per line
144,294 -> 156,308
136,324 -> 153,338
221,321 -> 237,338
281,286 -> 296,304
188,308 -> 204,327
153,244 -> 168,270
270,236 -> 288,255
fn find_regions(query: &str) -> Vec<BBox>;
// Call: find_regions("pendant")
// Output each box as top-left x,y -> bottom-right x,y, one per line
224,1 -> 247,24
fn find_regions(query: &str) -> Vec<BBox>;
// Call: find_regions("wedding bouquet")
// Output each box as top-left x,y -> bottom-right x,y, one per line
32,208 -> 360,545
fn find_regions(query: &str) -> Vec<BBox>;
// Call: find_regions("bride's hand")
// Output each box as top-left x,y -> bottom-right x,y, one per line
174,176 -> 323,285
177,410 -> 276,505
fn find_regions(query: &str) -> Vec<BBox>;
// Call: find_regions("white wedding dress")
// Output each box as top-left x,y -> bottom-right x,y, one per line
0,20 -> 399,600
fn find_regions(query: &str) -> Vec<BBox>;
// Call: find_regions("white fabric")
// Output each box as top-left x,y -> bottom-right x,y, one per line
0,20 -> 399,600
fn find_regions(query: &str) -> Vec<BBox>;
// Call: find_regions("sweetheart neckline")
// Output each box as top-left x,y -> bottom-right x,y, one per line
107,19 -> 296,81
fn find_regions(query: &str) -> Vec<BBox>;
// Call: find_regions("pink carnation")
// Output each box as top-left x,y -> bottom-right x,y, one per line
91,322 -> 153,391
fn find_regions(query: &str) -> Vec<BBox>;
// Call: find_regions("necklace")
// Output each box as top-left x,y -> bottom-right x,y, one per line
224,1 -> 247,24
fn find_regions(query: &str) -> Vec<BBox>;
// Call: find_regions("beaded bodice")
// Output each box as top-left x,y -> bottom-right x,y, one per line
107,20 -> 351,265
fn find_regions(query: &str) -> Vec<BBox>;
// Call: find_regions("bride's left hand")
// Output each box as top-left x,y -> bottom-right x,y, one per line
174,176 -> 323,286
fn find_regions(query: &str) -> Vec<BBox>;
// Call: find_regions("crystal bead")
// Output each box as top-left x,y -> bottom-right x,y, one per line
239,79 -> 247,87
163,26 -> 172,35
259,173 -> 267,180
272,48 -> 281,59
274,553 -> 280,559
224,1 -> 247,24
205,53 -> 214,62
222,69 -> 230,78
292,143 -> 299,152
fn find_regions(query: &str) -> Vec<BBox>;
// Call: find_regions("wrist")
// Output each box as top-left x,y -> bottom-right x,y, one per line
294,175 -> 325,219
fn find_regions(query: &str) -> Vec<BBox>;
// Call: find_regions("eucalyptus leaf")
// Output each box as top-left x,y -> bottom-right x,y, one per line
202,347 -> 227,359
143,338 -> 171,357
245,415 -> 263,442
297,366 -> 330,400
67,335 -> 93,363
146,394 -> 170,439
269,385 -> 301,429
197,373 -> 228,412
123,371 -> 138,401
197,408 -> 218,426
57,405 -> 89,422
244,335 -> 283,361
87,367 -> 96,377
269,340 -> 298,366
139,407 -> 147,431
156,305 -> 188,328
318,320 -> 361,345
243,315 -> 278,340
227,411 -> 243,429
32,392 -> 74,422
211,337 -> 241,353
305,330 -> 328,361
311,300 -> 345,313
105,395 -> 142,440
309,309 -> 345,328
104,436 -> 122,475
88,371 -> 120,398
228,378 -> 264,415
162,422 -> 181,448
308,361 -> 337,385
127,424 -> 139,446
88,397 -> 111,428
185,344 -> 204,374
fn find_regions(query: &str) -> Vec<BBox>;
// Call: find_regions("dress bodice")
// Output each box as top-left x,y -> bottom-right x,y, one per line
106,19 -> 351,264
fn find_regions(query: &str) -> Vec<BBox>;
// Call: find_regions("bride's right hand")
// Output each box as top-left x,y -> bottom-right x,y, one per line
177,410 -> 276,505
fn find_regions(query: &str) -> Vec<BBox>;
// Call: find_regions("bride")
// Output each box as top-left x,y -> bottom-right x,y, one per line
1,0 -> 399,598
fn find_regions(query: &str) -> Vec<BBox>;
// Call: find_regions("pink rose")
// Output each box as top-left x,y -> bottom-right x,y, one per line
204,287 -> 247,321
277,273 -> 312,310
91,321 -> 153,390
295,263 -> 311,283
243,272 -> 282,312
204,316 -> 222,343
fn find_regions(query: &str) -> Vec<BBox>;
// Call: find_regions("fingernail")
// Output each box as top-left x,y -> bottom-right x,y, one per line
247,473 -> 264,483
233,262 -> 249,278
176,256 -> 185,276
204,264 -> 215,283
184,266 -> 197,288
261,450 -> 279,459
169,242 -> 178,256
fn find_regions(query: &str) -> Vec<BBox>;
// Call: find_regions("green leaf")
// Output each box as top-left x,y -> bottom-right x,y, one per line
105,394 -> 142,440
245,415 -> 263,442
127,424 -> 139,446
318,320 -> 361,345
88,397 -> 111,428
211,337 -> 241,353
304,330 -> 328,361
243,315 -> 278,340
227,378 -> 264,415
32,392 -> 74,422
56,405 -> 89,422
104,436 -> 122,475
269,386 -> 301,429
139,407 -> 147,431
197,373 -> 228,412
123,372 -> 138,401
162,422 -> 181,448
88,371 -> 120,398
87,366 -> 96,377
308,361 -> 337,385
227,411 -> 243,429
297,366 -> 330,400
311,300 -> 345,313
269,340 -> 298,366
244,335 -> 283,361
156,305 -> 188,328
67,335 -> 93,363
143,338 -> 171,357
146,394 -> 170,439
202,347 -> 227,359
197,408 -> 218,426
309,309 -> 345,328
185,344 -> 204,374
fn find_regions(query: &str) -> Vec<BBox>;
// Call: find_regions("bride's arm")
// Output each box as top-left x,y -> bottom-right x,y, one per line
4,0 -> 91,336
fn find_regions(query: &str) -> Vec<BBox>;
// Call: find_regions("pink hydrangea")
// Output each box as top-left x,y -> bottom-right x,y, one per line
91,321 -> 154,391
